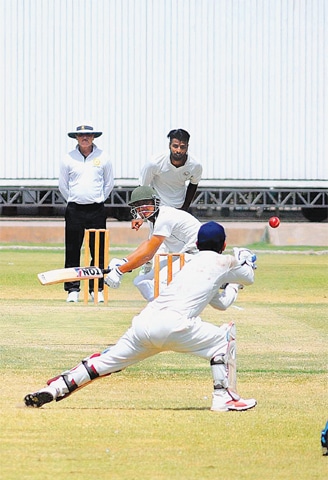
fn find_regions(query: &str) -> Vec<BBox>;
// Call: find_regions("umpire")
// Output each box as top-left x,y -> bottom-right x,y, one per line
59,122 -> 114,303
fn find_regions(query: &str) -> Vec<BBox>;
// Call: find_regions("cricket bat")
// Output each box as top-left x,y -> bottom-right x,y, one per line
37,266 -> 110,286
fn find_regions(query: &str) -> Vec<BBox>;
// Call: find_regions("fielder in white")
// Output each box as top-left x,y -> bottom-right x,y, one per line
25,221 -> 257,412
135,129 -> 202,274
139,128 -> 202,210
105,185 -> 202,301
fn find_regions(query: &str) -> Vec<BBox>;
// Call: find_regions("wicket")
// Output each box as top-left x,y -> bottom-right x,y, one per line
154,253 -> 185,298
84,229 -> 110,305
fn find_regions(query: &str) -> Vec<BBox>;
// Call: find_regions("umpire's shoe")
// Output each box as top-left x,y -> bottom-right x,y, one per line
24,391 -> 54,408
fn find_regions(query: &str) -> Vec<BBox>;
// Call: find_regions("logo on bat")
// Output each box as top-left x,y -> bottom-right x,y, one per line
74,267 -> 102,277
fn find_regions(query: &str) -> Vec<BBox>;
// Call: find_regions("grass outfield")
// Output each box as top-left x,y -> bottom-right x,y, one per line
0,245 -> 327,480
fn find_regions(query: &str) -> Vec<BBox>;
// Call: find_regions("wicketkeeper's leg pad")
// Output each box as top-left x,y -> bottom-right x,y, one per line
47,353 -> 110,401
210,322 -> 237,392
226,322 -> 237,391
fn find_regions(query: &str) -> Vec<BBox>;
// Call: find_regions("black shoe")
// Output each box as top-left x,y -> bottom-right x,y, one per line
24,391 -> 54,408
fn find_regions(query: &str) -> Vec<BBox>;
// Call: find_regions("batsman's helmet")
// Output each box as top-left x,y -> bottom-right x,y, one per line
128,186 -> 159,205
128,186 -> 160,219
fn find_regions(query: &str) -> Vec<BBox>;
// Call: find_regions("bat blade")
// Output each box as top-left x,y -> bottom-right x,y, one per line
38,266 -> 109,285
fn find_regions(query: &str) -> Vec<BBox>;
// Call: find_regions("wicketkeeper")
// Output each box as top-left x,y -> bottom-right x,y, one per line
25,221 -> 258,412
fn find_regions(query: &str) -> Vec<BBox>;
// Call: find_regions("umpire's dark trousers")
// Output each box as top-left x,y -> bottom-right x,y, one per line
64,202 -> 107,293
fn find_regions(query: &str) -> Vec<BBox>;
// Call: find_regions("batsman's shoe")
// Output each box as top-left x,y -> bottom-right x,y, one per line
90,291 -> 104,303
211,389 -> 257,412
67,291 -> 79,303
24,390 -> 54,408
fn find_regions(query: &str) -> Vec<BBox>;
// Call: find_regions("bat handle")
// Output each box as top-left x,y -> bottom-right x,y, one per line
102,268 -> 111,274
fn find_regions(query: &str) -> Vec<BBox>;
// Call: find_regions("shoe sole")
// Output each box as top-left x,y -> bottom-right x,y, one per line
211,400 -> 257,412
211,406 -> 230,412
24,391 -> 54,408
227,400 -> 257,411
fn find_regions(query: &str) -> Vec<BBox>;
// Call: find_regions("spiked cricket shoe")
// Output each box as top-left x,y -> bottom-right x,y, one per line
211,389 -> 257,412
24,390 -> 54,408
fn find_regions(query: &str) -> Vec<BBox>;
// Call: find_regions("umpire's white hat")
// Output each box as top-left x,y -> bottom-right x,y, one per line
68,122 -> 102,138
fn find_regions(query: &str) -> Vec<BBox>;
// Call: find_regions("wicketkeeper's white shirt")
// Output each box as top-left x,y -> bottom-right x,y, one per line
148,250 -> 255,318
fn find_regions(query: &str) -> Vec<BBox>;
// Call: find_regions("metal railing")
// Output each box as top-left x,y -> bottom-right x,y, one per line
0,186 -> 326,210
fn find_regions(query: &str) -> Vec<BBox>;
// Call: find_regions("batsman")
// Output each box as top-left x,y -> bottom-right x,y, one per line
25,221 -> 257,412
105,185 -> 202,301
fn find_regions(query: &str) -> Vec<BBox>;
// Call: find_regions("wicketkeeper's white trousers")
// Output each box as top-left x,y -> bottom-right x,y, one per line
93,309 -> 231,375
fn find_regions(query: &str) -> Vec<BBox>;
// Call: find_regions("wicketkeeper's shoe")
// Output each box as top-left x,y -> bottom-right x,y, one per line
211,389 -> 257,412
24,390 -> 54,408
66,291 -> 79,303
90,291 -> 104,303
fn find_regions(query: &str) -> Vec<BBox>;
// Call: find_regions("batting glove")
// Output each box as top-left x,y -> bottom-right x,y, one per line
108,257 -> 128,269
233,247 -> 257,270
104,267 -> 123,289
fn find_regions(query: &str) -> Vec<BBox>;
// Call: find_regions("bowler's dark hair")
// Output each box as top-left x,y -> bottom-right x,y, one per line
167,129 -> 190,143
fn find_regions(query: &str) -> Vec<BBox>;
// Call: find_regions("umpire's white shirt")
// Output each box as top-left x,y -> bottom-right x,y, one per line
59,145 -> 114,204
140,153 -> 202,208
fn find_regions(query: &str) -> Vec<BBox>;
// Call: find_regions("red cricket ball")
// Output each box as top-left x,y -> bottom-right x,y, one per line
269,216 -> 280,228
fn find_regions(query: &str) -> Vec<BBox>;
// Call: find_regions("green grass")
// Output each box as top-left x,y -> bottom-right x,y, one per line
246,242 -> 328,252
0,246 -> 327,479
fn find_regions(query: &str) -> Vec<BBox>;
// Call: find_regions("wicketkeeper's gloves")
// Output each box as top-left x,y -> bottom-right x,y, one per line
233,247 -> 257,269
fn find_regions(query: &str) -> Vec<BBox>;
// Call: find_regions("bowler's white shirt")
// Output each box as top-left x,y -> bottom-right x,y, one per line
140,153 -> 202,208
59,145 -> 114,204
